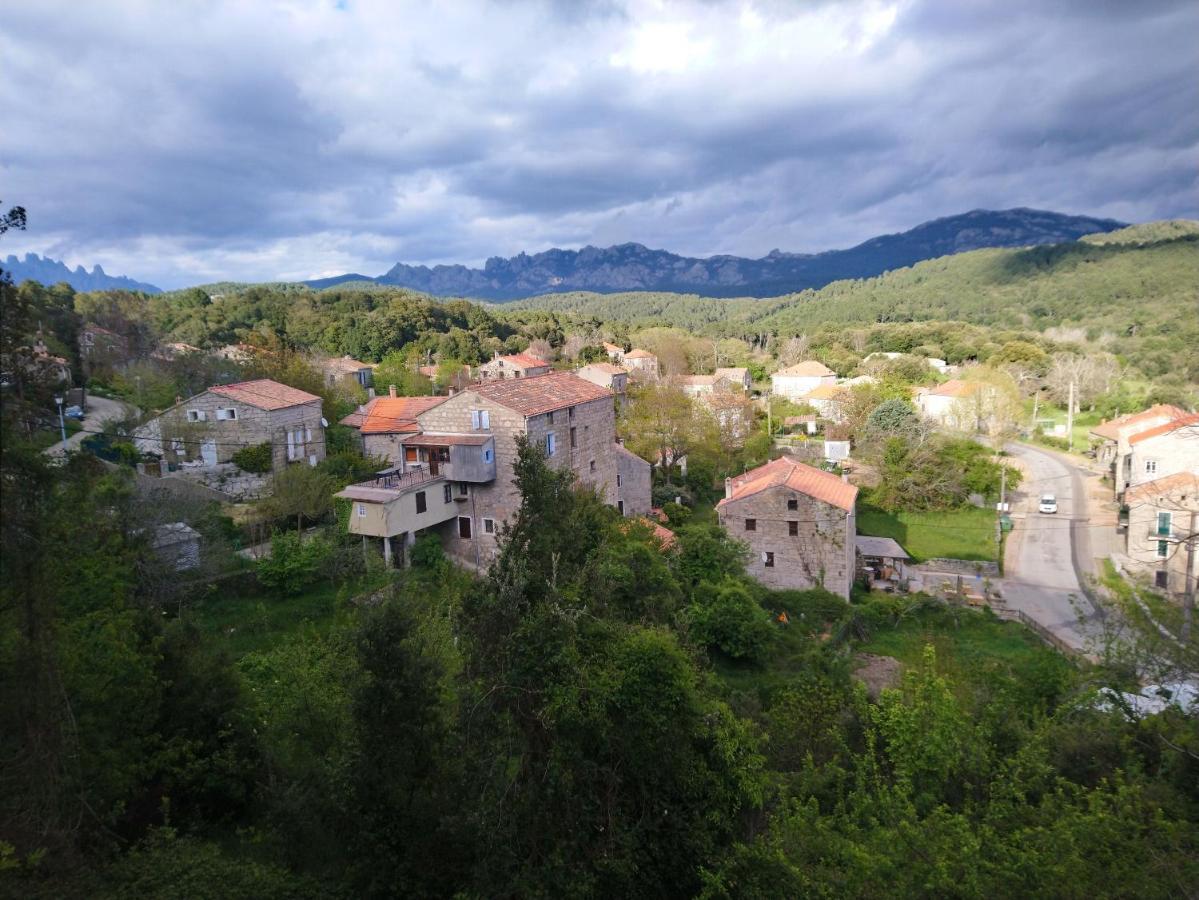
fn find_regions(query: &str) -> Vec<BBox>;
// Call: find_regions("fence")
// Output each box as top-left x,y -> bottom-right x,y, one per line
989,605 -> 1087,660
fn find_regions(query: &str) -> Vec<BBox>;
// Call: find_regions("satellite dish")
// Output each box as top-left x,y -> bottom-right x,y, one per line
320,417 -> 329,428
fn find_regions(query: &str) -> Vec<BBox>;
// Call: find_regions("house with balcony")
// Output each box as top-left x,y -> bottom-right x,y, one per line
334,372 -> 651,568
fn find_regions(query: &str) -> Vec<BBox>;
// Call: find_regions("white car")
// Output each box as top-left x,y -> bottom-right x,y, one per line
1038,494 -> 1058,514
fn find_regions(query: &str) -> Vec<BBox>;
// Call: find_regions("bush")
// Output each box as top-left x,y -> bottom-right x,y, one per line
232,442 -> 273,474
688,578 -> 774,662
256,531 -> 331,595
660,501 -> 692,527
653,482 -> 694,508
409,533 -> 447,571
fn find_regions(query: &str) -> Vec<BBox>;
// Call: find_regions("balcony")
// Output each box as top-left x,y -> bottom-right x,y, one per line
336,467 -> 458,538
399,433 -> 496,483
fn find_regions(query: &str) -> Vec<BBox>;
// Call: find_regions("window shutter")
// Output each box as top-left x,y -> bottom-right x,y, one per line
471,410 -> 480,429
481,410 -> 490,430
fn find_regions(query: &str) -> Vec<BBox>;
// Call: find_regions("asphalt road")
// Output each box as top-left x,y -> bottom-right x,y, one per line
44,395 -> 136,457
1001,442 -> 1104,651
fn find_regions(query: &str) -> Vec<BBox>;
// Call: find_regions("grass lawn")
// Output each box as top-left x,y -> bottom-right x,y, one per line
189,573 -> 391,658
857,503 -> 998,562
1030,402 -> 1103,453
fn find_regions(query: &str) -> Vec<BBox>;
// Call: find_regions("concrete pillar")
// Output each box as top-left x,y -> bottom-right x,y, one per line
382,536 -> 392,567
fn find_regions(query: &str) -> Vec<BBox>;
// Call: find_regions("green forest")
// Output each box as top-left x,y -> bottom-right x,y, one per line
4,436 -> 1198,898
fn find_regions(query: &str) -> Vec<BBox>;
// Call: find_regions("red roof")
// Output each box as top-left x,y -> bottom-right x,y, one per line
622,349 -> 655,360
1089,404 -> 1187,440
718,456 -> 858,512
1126,411 -> 1198,445
209,379 -> 321,410
471,371 -> 612,416
925,379 -> 985,398
360,396 -> 447,434
579,362 -> 627,375
1124,471 -> 1199,503
490,352 -> 549,370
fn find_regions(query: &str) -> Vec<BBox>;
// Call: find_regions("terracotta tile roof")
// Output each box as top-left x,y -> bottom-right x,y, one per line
603,342 -> 624,353
208,379 -> 321,411
805,384 -> 846,401
622,348 -> 655,360
925,378 -> 985,398
470,371 -> 612,416
322,355 -> 370,375
1124,471 -> 1199,503
679,374 -> 718,386
1090,405 -> 1188,441
718,456 -> 858,512
1128,412 -> 1199,445
359,396 -> 447,434
620,516 -> 677,550
578,362 -> 627,375
774,360 -> 835,378
714,367 -> 749,380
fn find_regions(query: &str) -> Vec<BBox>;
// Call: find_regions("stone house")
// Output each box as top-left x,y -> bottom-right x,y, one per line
915,379 -> 1003,432
353,392 -> 450,464
1126,413 -> 1199,493
338,372 -> 651,569
770,361 -> 836,400
677,374 -> 728,398
134,378 -> 325,470
714,367 -> 752,392
621,348 -> 659,380
319,354 -> 373,389
717,455 -> 858,599
478,352 -> 551,381
1123,472 -> 1199,598
79,322 -> 131,364
603,342 -> 625,362
577,362 -> 629,394
804,384 -> 850,422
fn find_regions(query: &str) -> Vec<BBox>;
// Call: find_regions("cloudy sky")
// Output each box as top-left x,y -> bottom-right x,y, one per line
2,0 -> 1196,288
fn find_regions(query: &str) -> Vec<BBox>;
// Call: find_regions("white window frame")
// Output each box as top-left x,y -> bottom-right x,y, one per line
471,409 -> 491,431
215,407 -> 237,421
186,409 -> 206,422
357,504 -> 367,517
1145,458 -> 1157,474
763,551 -> 775,568
483,517 -> 495,535
545,432 -> 556,457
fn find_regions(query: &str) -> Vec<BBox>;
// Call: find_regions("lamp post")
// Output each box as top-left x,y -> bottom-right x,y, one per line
54,394 -> 67,444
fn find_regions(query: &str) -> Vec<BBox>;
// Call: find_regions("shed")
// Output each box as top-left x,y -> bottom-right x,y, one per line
856,535 -> 910,585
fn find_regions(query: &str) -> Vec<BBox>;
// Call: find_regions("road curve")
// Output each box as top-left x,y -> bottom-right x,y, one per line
44,395 -> 137,457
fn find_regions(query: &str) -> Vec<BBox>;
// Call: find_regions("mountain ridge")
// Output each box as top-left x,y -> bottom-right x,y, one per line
3,252 -> 162,294
311,208 -> 1127,300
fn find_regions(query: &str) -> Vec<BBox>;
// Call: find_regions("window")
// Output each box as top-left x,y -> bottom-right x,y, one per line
589,459 -> 596,472
789,520 -> 798,536
547,411 -> 554,425
745,518 -> 756,532
458,516 -> 472,539
459,482 -> 468,496
415,491 -> 427,514
215,407 -> 237,421
483,447 -> 493,463
763,551 -> 775,568
1157,541 -> 1169,559
1145,459 -> 1158,474
1157,511 -> 1172,536
1155,570 -> 1169,589
186,409 -> 206,422
568,406 -> 575,420
787,497 -> 798,511
471,409 -> 490,431
546,433 -> 556,457
444,484 -> 452,503
483,517 -> 495,535
617,500 -> 624,515
357,504 -> 367,517
570,426 -> 577,449
616,473 -> 622,487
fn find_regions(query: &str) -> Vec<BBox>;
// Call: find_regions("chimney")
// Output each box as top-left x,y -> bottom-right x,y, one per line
389,384 -> 397,398
448,387 -> 456,397
367,387 -> 376,399
842,471 -> 849,483
724,477 -> 733,500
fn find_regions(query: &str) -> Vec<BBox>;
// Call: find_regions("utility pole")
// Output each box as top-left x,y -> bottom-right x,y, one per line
996,461 -> 1007,551
1066,380 -> 1075,451
1183,511 -> 1196,644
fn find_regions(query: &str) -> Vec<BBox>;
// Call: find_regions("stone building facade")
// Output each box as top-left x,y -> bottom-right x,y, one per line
477,352 -> 551,381
717,455 -> 858,599
614,444 -> 652,516
134,379 -> 325,471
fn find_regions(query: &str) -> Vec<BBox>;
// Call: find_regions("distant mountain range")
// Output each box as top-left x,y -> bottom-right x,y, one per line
3,253 -> 162,294
305,208 -> 1127,300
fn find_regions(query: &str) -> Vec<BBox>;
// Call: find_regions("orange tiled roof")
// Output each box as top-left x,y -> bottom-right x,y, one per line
1124,471 -> 1199,503
323,355 -> 370,374
1089,404 -> 1187,441
579,362 -> 627,375
360,396 -> 447,434
805,384 -> 846,401
1128,411 -> 1199,445
622,348 -> 655,360
714,367 -> 749,380
603,342 -> 624,353
774,360 -> 835,378
471,371 -> 612,416
490,352 -> 549,369
620,516 -> 677,550
208,379 -> 321,411
679,374 -> 718,386
925,378 -> 985,398
718,456 -> 858,512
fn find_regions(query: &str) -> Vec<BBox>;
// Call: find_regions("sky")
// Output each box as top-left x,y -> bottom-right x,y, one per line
2,0 -> 1196,289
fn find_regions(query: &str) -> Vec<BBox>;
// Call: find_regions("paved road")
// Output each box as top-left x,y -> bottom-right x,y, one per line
1001,443 -> 1104,652
44,395 -> 136,457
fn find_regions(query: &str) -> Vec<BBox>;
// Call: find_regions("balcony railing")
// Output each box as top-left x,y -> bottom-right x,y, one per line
363,467 -> 443,492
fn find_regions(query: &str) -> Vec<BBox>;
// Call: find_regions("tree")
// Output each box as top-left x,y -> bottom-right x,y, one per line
265,464 -> 333,531
621,381 -> 706,480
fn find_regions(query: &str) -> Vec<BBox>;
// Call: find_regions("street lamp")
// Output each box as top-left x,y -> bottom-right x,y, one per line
54,394 -> 67,444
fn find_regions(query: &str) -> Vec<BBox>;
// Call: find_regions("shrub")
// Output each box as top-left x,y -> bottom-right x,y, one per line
409,533 -> 447,571
688,578 -> 774,662
653,482 -> 694,508
256,531 -> 331,595
232,442 -> 273,474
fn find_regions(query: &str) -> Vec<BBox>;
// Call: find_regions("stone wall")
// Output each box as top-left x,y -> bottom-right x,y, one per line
615,446 -> 652,516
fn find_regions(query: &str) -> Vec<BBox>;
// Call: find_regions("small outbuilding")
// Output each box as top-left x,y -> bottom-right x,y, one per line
856,535 -> 910,587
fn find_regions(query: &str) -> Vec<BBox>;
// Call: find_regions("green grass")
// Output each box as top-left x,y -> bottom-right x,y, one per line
856,503 -> 998,562
189,573 -> 391,658
1032,403 -> 1103,452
